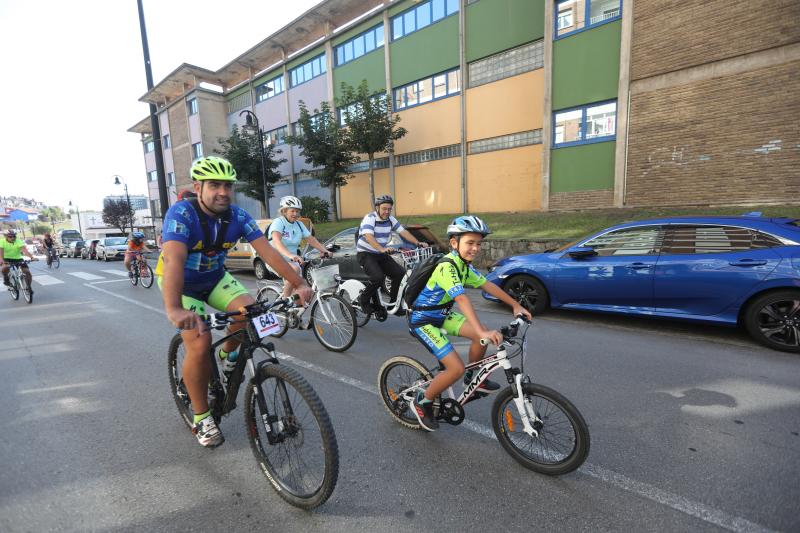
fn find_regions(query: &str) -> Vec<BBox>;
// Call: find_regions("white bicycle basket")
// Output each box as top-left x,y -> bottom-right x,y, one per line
401,247 -> 434,269
310,264 -> 340,290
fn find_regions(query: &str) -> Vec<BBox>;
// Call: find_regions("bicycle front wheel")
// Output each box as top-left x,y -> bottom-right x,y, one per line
491,383 -> 589,476
244,364 -> 338,509
129,267 -> 139,286
310,293 -> 357,352
9,275 -> 19,300
377,356 -> 433,430
53,255 -> 60,269
256,284 -> 289,337
338,290 -> 369,327
21,276 -> 33,304
140,263 -> 154,288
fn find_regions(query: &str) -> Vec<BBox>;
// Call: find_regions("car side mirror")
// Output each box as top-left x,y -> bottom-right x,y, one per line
567,246 -> 597,259
327,244 -> 340,252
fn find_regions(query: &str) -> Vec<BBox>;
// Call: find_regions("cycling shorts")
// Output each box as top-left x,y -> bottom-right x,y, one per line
157,271 -> 249,315
409,312 -> 467,360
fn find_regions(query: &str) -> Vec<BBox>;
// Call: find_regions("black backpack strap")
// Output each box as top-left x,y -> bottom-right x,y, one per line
411,257 -> 464,311
187,198 -> 231,256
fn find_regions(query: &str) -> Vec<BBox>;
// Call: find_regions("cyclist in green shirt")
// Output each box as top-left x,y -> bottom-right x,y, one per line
1,229 -> 36,289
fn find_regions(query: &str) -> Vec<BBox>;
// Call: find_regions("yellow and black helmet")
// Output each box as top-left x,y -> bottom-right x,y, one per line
190,156 -> 237,182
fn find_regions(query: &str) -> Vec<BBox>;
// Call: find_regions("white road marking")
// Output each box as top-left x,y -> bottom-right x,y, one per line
33,275 -> 64,286
101,269 -> 130,277
83,283 -> 776,533
91,279 -> 131,285
67,272 -> 105,281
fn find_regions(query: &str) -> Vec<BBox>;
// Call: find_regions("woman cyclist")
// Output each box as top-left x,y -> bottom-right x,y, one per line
267,196 -> 331,297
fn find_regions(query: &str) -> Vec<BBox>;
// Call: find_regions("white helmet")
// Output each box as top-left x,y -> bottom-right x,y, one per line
279,196 -> 302,210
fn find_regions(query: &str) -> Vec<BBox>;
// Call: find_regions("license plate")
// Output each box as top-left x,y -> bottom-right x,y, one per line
252,312 -> 281,338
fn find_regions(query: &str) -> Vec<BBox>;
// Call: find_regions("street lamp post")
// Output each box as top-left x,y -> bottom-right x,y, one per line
113,175 -> 134,234
68,201 -> 82,234
239,109 -> 270,218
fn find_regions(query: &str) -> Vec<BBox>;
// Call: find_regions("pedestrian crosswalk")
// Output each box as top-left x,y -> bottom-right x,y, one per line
102,270 -> 130,277
67,272 -> 104,281
31,270 -> 129,286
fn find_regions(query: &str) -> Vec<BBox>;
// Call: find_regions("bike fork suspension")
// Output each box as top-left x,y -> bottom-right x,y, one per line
512,374 -> 540,438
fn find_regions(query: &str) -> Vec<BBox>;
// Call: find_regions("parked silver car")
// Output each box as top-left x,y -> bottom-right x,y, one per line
95,237 -> 128,261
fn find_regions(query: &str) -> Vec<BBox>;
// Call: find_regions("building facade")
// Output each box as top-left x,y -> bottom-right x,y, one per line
129,0 -> 800,219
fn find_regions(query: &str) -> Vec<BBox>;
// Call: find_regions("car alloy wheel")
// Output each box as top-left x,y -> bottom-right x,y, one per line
254,259 -> 268,280
745,291 -> 800,353
504,274 -> 548,315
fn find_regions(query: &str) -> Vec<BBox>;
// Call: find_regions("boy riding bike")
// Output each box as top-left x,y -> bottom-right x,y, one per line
124,231 -> 151,279
408,216 -> 531,431
157,156 -> 312,448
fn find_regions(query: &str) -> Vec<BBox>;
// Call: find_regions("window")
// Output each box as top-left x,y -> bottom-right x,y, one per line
227,92 -> 252,114
394,68 -> 460,110
394,144 -> 461,166
144,140 -> 155,153
264,125 -> 287,146
661,226 -> 782,255
187,97 -> 198,115
468,130 -> 542,155
583,226 -> 665,257
335,24 -> 385,67
162,134 -> 170,149
553,101 -> 616,147
289,54 -> 326,87
256,75 -> 284,102
468,40 -> 544,88
556,0 -> 621,39
391,0 -> 458,40
150,199 -> 160,218
168,172 -> 175,186
192,142 -> 203,159
147,170 -> 158,182
348,157 -> 390,173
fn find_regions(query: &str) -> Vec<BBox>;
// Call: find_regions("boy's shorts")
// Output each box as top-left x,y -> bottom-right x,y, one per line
409,311 -> 467,360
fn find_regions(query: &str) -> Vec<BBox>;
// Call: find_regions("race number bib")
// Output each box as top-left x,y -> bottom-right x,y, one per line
252,312 -> 281,338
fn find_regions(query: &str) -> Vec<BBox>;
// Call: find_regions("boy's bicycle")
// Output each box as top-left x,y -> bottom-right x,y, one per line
377,316 -> 590,475
256,258 -> 357,352
128,252 -> 154,288
6,260 -> 35,303
167,296 -> 339,509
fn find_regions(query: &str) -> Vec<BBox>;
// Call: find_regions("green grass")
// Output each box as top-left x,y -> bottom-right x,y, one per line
314,205 -> 800,241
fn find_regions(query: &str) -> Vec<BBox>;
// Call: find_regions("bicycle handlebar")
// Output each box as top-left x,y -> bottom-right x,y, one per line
479,315 -> 532,346
202,294 -> 299,329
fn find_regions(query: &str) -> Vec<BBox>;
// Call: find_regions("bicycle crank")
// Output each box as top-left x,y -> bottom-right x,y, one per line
437,398 -> 465,425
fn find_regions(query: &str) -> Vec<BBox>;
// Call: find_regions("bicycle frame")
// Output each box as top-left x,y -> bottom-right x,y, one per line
258,263 -> 340,329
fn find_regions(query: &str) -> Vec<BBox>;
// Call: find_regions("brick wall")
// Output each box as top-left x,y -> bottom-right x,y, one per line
625,61 -> 800,207
549,189 -> 614,211
631,0 -> 800,80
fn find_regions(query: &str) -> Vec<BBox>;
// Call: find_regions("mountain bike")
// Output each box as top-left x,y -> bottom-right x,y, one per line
377,316 -> 590,475
256,259 -> 357,352
47,248 -> 59,269
167,296 -> 339,509
5,259 -> 35,303
129,252 -> 153,288
338,247 -> 434,327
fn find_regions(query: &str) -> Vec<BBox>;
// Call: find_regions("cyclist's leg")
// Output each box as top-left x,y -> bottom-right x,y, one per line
123,252 -> 134,272
379,254 -> 405,304
409,323 -> 464,400
443,312 -> 486,364
2,264 -> 10,285
46,248 -> 52,266
20,263 -> 32,286
207,272 -> 252,354
357,252 -> 384,307
280,262 -> 301,298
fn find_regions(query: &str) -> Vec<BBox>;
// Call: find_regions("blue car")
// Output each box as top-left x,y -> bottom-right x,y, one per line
482,214 -> 800,353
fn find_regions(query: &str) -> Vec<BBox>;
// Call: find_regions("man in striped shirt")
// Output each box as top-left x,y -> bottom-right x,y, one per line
357,195 -> 428,317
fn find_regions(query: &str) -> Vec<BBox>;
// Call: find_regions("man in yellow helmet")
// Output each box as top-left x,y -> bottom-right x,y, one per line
157,156 -> 312,448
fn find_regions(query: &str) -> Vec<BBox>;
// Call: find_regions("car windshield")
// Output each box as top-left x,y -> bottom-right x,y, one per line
105,238 -> 127,245
554,239 -> 582,252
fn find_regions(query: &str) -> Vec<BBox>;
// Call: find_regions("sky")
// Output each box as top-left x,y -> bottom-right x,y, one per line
0,0 -> 320,212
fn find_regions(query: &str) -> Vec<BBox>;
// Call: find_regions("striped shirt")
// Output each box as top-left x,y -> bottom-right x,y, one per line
357,212 -> 405,254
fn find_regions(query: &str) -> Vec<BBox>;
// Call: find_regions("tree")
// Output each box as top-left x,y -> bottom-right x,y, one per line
285,101 -> 358,221
216,125 -> 285,215
339,80 -> 407,206
102,199 -> 135,235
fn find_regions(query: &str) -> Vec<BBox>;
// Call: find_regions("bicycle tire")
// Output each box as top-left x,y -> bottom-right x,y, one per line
9,274 -> 19,300
256,285 -> 289,337
21,276 -> 33,304
377,356 -> 433,430
129,267 -> 139,287
491,383 -> 589,476
310,293 -> 357,352
53,256 -> 60,269
140,264 -> 154,288
167,334 -> 222,430
339,290 -> 370,327
244,364 -> 338,509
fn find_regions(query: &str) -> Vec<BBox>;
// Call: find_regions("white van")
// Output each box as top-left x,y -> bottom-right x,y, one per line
225,217 -> 314,279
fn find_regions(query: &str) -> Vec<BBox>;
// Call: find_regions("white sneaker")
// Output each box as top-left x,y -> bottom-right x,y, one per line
193,416 -> 224,447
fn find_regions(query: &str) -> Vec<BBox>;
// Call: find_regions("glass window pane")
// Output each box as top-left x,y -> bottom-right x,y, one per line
303,63 -> 312,81
365,31 -> 375,52
405,84 -> 419,107
320,57 -> 326,73
557,0 -> 584,36
432,0 -> 445,20
418,78 -> 433,103
404,11 -> 416,34
394,88 -> 405,110
585,102 -> 616,139
446,0 -> 459,15
376,25 -> 385,47
554,109 -> 583,143
585,227 -> 664,257
416,4 -> 431,29
354,36 -> 365,57
312,60 -> 320,77
447,70 -> 460,94
393,17 -> 403,39
433,74 -> 447,98
590,0 -> 621,25
337,47 -> 344,65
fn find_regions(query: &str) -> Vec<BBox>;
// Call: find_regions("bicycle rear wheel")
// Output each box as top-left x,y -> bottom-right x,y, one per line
21,276 -> 33,304
377,356 -> 433,430
491,383 -> 589,475
140,263 -> 154,288
244,364 -> 338,509
310,293 -> 357,352
167,334 -> 222,429
256,284 -> 289,337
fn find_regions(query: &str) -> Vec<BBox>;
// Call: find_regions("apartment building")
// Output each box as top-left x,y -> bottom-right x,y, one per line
129,0 -> 800,219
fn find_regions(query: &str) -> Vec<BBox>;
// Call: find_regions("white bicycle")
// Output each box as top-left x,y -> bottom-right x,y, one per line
256,259 -> 357,352
338,247 -> 434,326
5,260 -> 35,304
